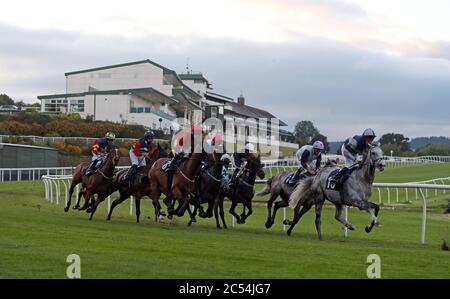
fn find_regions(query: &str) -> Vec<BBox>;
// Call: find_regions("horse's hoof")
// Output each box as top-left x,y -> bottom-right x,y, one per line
287,230 -> 292,236
365,225 -> 371,233
167,214 -> 173,220
73,205 -> 79,210
347,225 -> 355,231
190,217 -> 197,223
265,221 -> 272,229
64,207 -> 69,212
283,219 -> 291,226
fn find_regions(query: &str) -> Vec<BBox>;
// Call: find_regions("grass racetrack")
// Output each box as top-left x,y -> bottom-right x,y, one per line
1,163 -> 449,278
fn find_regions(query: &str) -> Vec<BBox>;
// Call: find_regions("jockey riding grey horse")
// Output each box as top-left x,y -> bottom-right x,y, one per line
331,128 -> 376,185
258,141 -> 323,229
288,141 -> 385,239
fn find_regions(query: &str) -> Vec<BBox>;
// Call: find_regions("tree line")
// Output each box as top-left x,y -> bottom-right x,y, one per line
292,121 -> 450,157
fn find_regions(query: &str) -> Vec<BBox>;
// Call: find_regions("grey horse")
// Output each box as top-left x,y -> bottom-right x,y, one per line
257,172 -> 314,230
288,142 -> 385,239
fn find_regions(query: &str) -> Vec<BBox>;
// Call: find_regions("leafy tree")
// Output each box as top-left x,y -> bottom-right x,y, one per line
416,144 -> 450,156
379,133 -> 410,152
294,120 -> 320,146
0,94 -> 14,106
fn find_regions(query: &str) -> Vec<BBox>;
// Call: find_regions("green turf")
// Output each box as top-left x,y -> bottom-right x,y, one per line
0,176 -> 449,278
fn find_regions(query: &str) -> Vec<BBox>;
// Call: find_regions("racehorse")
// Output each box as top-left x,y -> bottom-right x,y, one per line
187,151 -> 228,226
148,145 -> 205,220
214,154 -> 265,228
288,143 -> 385,239
106,144 -> 168,223
64,148 -> 119,212
64,146 -> 120,220
257,171 -> 314,230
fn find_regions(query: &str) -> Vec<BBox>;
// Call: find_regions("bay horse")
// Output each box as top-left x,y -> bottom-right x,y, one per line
148,145 -> 205,219
64,146 -> 120,219
187,151 -> 228,226
288,143 -> 385,239
214,154 -> 265,228
106,144 -> 168,222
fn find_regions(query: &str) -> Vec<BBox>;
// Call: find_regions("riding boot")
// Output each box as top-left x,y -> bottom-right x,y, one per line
166,153 -> 181,173
124,164 -> 138,182
85,160 -> 98,176
288,167 -> 303,185
333,167 -> 350,184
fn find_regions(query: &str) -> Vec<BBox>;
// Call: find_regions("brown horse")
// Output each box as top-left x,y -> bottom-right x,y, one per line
64,147 -> 120,219
148,148 -> 205,220
106,144 -> 168,222
64,161 -> 90,212
215,155 -> 265,228
187,151 -> 228,226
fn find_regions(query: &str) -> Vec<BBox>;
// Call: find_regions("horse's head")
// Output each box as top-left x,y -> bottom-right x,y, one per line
247,154 -> 265,179
368,142 -> 385,172
149,143 -> 168,163
108,146 -> 120,166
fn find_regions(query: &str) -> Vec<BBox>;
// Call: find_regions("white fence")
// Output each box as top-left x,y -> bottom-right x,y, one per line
41,171 -> 450,244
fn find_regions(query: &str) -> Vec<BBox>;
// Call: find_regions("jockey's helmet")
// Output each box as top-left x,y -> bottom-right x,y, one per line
362,128 -> 376,138
144,130 -> 155,140
245,143 -> 255,153
105,131 -> 116,141
313,140 -> 324,150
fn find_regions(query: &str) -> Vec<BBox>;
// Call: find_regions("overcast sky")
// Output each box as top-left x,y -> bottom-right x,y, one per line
1,0 -> 449,141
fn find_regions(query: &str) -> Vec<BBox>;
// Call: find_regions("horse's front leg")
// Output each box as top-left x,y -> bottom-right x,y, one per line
229,200 -> 241,224
79,190 -> 92,210
88,194 -> 107,221
365,202 -> 381,233
187,204 -> 197,226
241,200 -> 253,224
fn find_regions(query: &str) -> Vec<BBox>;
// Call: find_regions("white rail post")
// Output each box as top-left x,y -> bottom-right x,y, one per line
107,196 -> 111,214
130,196 -> 134,216
418,188 -> 427,244
282,207 -> 286,231
344,206 -> 348,238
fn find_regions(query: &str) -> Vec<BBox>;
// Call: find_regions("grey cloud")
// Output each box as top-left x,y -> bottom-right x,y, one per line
0,22 -> 449,140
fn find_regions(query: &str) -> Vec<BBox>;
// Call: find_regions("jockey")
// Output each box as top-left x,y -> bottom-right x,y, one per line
85,131 -> 116,175
165,124 -> 206,172
220,153 -> 232,184
123,130 -> 156,182
203,132 -> 224,170
230,143 -> 256,183
333,128 -> 376,184
287,141 -> 324,186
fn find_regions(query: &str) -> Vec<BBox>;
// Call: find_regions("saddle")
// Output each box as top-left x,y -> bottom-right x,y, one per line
326,166 -> 357,191
161,160 -> 172,172
326,169 -> 342,191
283,172 -> 308,186
84,158 -> 105,176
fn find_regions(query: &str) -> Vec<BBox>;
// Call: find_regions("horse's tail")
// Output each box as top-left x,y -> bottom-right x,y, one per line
256,177 -> 273,196
289,176 -> 314,209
